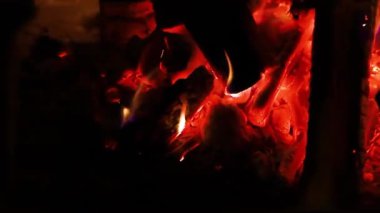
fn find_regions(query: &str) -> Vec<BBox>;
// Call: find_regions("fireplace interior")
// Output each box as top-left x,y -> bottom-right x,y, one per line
2,0 -> 380,212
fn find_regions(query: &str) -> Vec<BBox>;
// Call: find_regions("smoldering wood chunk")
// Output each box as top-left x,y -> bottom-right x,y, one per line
270,103 -> 294,145
139,32 -> 195,78
183,103 -> 249,171
178,66 -> 214,113
120,66 -> 212,154
181,102 -> 277,181
132,86 -> 175,120
201,103 -> 268,167
129,67 -> 214,117
257,22 -> 301,67
202,103 -> 249,153
120,86 -> 174,153
138,31 -> 166,77
161,33 -> 193,73
162,66 -> 214,131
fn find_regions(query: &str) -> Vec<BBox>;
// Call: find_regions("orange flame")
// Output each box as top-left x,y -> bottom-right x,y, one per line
121,107 -> 131,127
177,101 -> 187,137
224,50 -> 234,88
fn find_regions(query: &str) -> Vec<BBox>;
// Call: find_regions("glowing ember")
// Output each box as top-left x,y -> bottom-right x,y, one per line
121,107 -> 131,127
118,0 -> 314,183
169,0 -> 313,182
58,51 -> 68,59
362,2 -> 380,190
247,14 -> 314,127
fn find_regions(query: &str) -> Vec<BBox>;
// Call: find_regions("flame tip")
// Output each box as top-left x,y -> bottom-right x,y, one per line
176,101 -> 187,137
224,51 -> 234,88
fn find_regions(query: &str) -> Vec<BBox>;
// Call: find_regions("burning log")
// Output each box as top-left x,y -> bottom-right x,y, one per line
246,13 -> 314,127
190,102 -> 276,178
161,34 -> 193,73
163,0 -> 314,184
111,0 -> 314,198
119,65 -> 214,155
153,0 -> 264,93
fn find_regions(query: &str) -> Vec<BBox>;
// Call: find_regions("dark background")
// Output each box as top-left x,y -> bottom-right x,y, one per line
1,0 -> 36,209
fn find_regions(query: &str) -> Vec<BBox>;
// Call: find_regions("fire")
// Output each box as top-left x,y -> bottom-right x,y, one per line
224,51 -> 234,88
247,13 -> 314,127
168,0 -> 313,182
117,0 -> 314,183
121,107 -> 131,127
177,101 -> 187,137
362,4 -> 380,186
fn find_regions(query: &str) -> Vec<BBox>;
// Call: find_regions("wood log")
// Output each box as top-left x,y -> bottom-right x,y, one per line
299,0 -> 377,210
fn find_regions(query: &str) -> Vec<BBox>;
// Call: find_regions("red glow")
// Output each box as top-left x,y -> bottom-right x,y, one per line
246,14 -> 314,127
169,1 -> 313,182
118,0 -> 314,183
105,139 -> 118,151
58,51 -> 68,59
364,172 -> 375,183
163,24 -> 187,34
362,5 -> 380,186
118,69 -> 143,91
